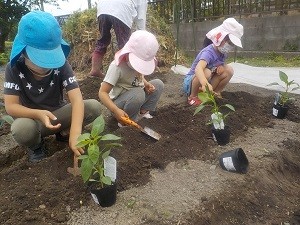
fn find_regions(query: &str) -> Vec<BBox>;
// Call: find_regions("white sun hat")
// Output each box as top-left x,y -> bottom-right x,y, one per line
206,18 -> 244,48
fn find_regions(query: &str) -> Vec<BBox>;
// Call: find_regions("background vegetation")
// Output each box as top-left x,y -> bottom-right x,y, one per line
1,1 -> 300,69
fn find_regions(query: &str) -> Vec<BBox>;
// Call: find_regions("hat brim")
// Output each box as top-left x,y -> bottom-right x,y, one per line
229,34 -> 243,48
10,35 -> 70,68
115,47 -> 131,66
128,53 -> 155,75
10,34 -> 26,67
207,26 -> 242,48
206,26 -> 228,47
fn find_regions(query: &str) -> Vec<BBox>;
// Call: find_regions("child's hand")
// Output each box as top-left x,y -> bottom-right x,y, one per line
144,83 -> 155,94
37,110 -> 61,130
201,82 -> 213,92
216,65 -> 225,75
114,108 -> 129,123
69,134 -> 84,157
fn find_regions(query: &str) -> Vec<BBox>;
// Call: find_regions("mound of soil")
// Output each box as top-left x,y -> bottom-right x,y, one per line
0,70 -> 299,225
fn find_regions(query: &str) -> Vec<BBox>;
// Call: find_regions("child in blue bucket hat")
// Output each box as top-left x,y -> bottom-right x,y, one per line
3,11 -> 102,163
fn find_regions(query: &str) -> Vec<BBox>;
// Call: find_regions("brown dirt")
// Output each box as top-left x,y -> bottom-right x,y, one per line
0,69 -> 300,225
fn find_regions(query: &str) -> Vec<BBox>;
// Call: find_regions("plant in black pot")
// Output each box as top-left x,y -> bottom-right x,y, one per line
267,71 -> 300,119
77,115 -> 122,207
194,86 -> 235,145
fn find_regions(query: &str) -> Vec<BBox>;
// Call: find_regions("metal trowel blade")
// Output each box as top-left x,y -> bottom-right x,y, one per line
143,126 -> 161,140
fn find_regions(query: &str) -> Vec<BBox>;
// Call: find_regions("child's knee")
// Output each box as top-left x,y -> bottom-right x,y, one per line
151,79 -> 164,94
84,99 -> 102,117
11,118 -> 39,146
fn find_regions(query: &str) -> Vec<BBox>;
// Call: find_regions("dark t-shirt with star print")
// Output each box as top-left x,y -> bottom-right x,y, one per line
3,57 -> 79,111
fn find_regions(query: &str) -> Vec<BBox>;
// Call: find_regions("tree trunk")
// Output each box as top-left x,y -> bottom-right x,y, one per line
87,0 -> 92,9
0,38 -> 5,53
0,29 -> 8,53
40,0 -> 44,11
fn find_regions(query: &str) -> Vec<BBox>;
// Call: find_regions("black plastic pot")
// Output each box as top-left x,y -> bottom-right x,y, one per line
211,126 -> 230,146
272,104 -> 289,119
90,183 -> 117,207
219,148 -> 249,174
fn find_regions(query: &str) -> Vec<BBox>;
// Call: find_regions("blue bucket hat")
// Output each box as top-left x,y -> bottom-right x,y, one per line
10,11 -> 70,68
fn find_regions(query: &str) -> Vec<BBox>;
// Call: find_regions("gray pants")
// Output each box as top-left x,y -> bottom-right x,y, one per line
11,99 -> 102,148
114,79 -> 164,121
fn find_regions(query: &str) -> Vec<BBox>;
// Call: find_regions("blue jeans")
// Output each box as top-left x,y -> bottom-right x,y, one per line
183,74 -> 194,96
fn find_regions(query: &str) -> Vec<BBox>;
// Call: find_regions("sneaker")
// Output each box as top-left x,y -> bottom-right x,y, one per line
141,111 -> 153,119
137,111 -> 154,121
188,96 -> 202,106
28,139 -> 47,163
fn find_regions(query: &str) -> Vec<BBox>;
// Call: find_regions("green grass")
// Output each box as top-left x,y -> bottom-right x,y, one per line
228,53 -> 300,67
0,41 -> 12,66
185,51 -> 300,68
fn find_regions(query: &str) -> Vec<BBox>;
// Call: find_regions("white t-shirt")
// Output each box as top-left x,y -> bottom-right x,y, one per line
97,0 -> 147,30
103,60 -> 145,100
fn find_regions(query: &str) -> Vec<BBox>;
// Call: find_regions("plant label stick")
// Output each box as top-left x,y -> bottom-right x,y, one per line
104,156 -> 117,182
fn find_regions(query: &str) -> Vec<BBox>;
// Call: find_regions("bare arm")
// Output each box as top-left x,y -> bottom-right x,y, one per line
195,60 -> 213,91
98,82 -> 128,121
4,94 -> 61,129
67,88 -> 85,156
142,76 -> 155,94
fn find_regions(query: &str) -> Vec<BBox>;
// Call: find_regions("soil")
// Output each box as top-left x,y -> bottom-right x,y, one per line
0,68 -> 300,225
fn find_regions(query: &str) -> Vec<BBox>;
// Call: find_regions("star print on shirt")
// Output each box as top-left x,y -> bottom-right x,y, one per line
19,72 -> 25,79
38,87 -> 44,94
54,69 -> 60,75
26,83 -> 32,90
50,80 -> 54,87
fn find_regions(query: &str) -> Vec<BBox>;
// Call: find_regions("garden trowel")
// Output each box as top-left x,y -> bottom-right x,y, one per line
67,155 -> 80,177
119,116 -> 161,141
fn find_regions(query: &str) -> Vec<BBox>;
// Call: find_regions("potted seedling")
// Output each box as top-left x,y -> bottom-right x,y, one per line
77,115 -> 122,207
194,86 -> 235,145
267,71 -> 300,119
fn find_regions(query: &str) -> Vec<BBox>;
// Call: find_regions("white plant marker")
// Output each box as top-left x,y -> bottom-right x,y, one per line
104,156 -> 117,182
211,112 -> 224,129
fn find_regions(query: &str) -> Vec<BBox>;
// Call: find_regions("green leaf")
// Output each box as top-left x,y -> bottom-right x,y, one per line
198,92 -> 210,103
80,158 -> 94,183
102,150 -> 111,159
87,144 -> 100,164
291,86 -> 300,91
105,143 -> 122,148
77,133 -> 91,142
78,155 -> 88,160
194,104 -> 206,115
91,115 -> 105,138
279,71 -> 288,84
101,176 -> 112,185
101,134 -> 121,141
266,82 -> 279,86
224,104 -> 235,111
76,140 -> 90,148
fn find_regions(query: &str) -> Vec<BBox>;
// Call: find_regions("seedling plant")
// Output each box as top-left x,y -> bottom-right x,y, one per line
267,70 -> 300,106
77,115 -> 122,189
194,86 -> 235,130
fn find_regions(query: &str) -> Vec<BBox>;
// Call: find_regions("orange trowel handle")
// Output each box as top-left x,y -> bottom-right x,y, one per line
119,116 -> 142,129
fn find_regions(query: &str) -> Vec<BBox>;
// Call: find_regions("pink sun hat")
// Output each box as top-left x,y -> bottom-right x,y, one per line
206,18 -> 244,48
115,30 -> 159,75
